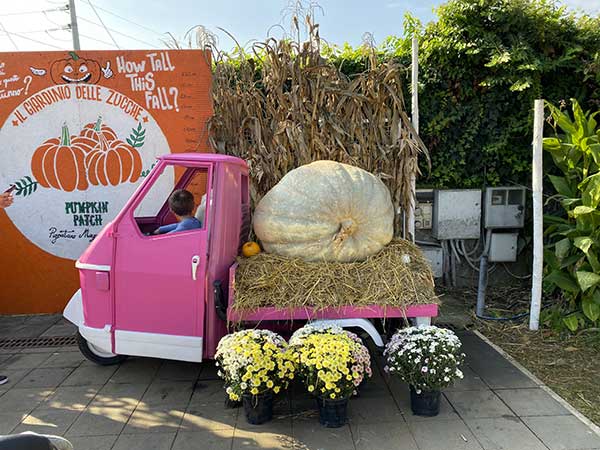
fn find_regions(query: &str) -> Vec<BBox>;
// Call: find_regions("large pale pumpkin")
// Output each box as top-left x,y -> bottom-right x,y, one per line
253,161 -> 394,262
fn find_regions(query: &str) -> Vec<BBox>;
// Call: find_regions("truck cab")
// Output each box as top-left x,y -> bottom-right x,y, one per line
64,153 -> 250,364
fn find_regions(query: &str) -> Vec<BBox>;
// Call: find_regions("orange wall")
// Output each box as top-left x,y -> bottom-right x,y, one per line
0,49 -> 213,314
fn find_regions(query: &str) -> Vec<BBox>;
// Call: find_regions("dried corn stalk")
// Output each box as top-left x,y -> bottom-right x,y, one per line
207,19 -> 428,235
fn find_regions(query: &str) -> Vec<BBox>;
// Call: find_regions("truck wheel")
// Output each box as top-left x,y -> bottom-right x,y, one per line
77,332 -> 126,365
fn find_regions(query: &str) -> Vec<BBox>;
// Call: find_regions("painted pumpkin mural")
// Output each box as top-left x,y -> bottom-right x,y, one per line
0,49 -> 213,315
50,52 -> 103,85
31,123 -> 91,192
31,118 -> 144,191
80,116 -> 118,142
85,137 -> 143,186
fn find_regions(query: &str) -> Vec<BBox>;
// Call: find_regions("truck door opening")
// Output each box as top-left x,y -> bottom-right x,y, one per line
133,165 -> 210,236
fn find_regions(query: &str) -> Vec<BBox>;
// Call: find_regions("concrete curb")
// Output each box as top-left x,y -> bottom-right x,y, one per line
473,329 -> 600,438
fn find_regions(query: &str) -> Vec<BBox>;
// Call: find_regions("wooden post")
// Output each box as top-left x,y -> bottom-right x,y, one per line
529,99 -> 544,330
407,36 -> 419,242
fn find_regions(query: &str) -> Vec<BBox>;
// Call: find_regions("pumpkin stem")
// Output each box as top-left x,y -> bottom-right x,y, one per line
333,219 -> 357,246
60,122 -> 71,146
69,51 -> 80,61
94,116 -> 103,132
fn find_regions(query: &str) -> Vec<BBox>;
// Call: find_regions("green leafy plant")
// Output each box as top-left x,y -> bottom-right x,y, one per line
543,99 -> 600,332
12,176 -> 38,197
127,123 -> 146,148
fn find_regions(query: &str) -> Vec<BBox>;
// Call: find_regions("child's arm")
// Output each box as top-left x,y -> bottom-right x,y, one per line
153,223 -> 178,235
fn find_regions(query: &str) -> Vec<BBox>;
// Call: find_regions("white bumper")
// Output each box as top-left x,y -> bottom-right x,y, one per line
63,289 -> 84,326
63,289 -> 113,353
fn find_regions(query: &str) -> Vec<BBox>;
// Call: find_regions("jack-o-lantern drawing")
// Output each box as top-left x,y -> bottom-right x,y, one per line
85,138 -> 143,186
49,52 -> 102,84
31,123 -> 91,192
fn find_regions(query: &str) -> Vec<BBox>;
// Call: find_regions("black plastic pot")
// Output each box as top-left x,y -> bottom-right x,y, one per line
409,386 -> 441,416
224,396 -> 242,409
316,396 -> 349,428
242,392 -> 274,424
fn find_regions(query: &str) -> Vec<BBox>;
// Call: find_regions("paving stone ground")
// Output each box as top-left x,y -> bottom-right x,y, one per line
0,315 -> 599,450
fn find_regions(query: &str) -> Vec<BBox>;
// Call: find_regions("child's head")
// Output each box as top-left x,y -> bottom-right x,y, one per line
168,189 -> 195,217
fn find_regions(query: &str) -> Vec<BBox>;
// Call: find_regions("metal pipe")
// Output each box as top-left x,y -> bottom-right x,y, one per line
69,0 -> 80,50
476,229 -> 493,317
476,255 -> 489,317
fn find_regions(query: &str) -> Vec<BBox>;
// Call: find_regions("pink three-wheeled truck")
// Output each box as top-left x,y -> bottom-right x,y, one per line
63,153 -> 438,365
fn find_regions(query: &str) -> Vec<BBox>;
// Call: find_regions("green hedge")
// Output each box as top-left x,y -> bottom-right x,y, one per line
325,0 -> 600,188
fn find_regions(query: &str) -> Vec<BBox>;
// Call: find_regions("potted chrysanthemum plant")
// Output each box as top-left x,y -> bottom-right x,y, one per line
384,325 -> 465,416
215,329 -> 296,424
292,324 -> 372,428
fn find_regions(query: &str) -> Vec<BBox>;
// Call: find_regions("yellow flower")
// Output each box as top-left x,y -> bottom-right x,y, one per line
330,393 -> 336,399
308,385 -> 315,392
250,388 -> 259,395
273,386 -> 280,394
267,380 -> 274,388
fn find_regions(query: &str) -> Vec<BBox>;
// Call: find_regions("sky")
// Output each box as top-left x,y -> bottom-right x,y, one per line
0,0 -> 598,53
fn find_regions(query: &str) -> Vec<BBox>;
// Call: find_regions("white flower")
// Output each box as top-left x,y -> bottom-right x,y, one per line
421,366 -> 428,373
444,376 -> 450,382
240,382 -> 247,389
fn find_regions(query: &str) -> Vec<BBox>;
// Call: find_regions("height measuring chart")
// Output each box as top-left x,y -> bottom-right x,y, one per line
0,49 -> 213,313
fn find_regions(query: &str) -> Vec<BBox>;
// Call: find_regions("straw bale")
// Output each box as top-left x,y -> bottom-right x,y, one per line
232,240 -> 438,314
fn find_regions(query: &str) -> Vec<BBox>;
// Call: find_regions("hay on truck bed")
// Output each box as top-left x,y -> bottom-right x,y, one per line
232,240 -> 438,314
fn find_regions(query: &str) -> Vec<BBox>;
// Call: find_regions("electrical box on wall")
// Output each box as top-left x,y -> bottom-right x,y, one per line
415,203 -> 433,229
484,187 -> 526,229
432,189 -> 482,240
489,232 -> 518,262
415,189 -> 434,230
418,245 -> 443,278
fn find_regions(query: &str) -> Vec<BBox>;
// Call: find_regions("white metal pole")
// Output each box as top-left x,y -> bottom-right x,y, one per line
529,99 -> 544,330
408,36 -> 419,242
69,0 -> 81,51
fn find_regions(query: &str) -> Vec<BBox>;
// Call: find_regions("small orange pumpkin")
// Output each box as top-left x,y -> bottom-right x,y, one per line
85,138 -> 142,186
50,52 -> 102,85
31,123 -> 90,192
242,242 -> 261,257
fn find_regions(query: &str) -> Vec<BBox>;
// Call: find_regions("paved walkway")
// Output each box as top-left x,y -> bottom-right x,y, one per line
0,315 -> 599,450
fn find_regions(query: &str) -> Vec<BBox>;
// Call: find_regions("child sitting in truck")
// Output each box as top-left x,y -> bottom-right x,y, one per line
153,189 -> 202,234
